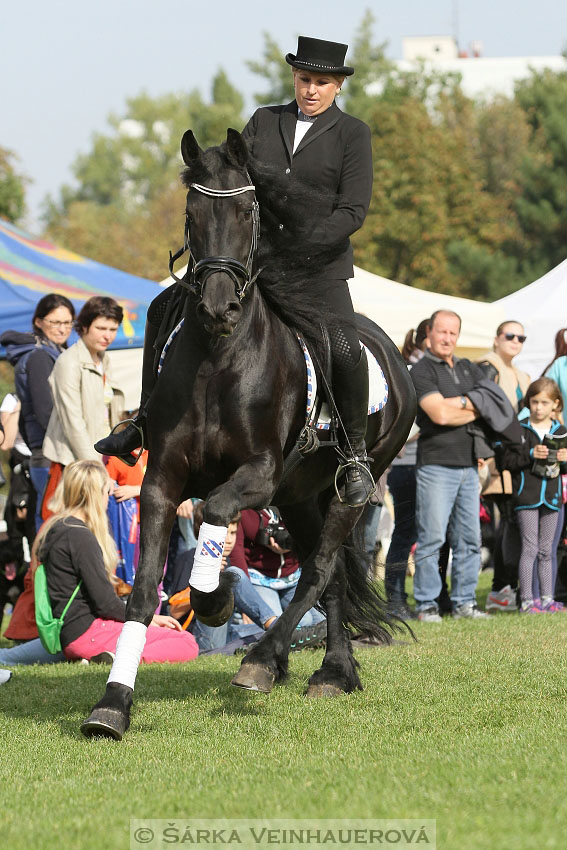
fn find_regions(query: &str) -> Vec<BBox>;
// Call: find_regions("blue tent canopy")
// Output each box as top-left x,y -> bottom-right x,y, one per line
0,218 -> 164,349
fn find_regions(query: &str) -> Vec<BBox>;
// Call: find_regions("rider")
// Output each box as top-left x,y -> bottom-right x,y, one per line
95,36 -> 373,506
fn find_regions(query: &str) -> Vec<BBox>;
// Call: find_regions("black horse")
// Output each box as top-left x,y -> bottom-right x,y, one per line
81,129 -> 416,740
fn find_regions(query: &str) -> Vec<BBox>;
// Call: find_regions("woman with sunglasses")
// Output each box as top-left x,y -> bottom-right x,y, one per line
477,321 -> 531,614
0,294 -> 75,532
477,321 -> 531,413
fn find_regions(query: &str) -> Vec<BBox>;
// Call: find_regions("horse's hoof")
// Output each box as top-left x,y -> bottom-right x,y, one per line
80,708 -> 129,741
305,683 -> 344,699
231,664 -> 275,693
193,593 -> 235,627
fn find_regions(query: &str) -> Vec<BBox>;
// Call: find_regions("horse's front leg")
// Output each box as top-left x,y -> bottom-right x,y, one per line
80,466 -> 184,740
187,451 -> 280,627
232,498 -> 364,694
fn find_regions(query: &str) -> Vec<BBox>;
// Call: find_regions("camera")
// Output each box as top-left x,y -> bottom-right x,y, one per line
255,509 -> 293,551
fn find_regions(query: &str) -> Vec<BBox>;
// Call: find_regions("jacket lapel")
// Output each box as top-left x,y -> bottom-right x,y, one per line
293,101 -> 342,156
280,102 -> 298,163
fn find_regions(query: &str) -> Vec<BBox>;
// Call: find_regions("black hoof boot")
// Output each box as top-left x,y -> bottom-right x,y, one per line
190,571 -> 237,627
80,683 -> 133,741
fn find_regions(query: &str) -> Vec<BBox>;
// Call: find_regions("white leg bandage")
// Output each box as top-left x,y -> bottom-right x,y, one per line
189,522 -> 227,593
107,621 -> 148,691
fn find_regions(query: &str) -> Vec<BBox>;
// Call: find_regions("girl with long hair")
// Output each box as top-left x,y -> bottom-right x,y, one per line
36,460 -> 198,663
501,378 -> 567,613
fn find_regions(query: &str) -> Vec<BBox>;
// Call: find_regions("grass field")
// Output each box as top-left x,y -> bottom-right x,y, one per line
1,570 -> 566,850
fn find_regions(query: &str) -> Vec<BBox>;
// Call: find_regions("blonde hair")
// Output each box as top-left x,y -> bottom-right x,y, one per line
291,66 -> 345,87
36,460 -> 118,585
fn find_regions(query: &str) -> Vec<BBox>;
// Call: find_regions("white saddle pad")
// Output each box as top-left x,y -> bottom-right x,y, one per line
299,339 -> 389,431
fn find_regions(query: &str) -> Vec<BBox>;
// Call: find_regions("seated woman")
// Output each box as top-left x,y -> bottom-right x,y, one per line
36,459 -> 198,664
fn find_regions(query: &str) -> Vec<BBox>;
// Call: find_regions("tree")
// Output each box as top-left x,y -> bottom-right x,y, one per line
43,71 -> 246,277
341,10 -> 394,120
44,70 -> 246,224
352,95 -> 521,299
0,146 -> 27,223
246,33 -> 295,106
474,96 -> 531,200
513,68 -> 567,279
46,181 -> 188,282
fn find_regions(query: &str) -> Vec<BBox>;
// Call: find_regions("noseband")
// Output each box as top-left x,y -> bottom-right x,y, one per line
169,179 -> 260,302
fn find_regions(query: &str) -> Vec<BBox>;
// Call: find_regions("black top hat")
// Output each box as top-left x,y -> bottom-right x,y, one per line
285,36 -> 354,77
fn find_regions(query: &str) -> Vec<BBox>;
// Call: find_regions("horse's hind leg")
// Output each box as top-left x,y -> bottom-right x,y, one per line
232,498 -> 363,693
305,552 -> 361,697
81,470 -> 181,740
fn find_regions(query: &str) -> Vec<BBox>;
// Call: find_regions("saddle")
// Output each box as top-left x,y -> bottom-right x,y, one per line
281,328 -> 389,481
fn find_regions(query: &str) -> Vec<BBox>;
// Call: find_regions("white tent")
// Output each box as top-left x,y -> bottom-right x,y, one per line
494,259 -> 567,379
161,265 -> 503,357
348,266 -> 503,356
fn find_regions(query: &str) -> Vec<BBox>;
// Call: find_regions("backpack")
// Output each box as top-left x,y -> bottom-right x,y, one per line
34,564 -> 82,654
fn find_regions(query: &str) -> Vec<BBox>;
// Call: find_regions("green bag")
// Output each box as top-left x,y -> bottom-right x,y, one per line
34,564 -> 82,654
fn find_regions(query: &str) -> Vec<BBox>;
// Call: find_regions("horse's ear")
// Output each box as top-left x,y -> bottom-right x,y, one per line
226,129 -> 248,168
181,130 -> 202,165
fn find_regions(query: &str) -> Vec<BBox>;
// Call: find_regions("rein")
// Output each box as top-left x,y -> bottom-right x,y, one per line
168,179 -> 261,302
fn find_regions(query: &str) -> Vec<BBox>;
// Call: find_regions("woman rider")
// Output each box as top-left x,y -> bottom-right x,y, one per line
95,37 -> 373,506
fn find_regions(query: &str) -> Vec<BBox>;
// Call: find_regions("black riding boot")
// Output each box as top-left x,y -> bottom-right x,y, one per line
334,348 -> 374,507
94,320 -> 158,466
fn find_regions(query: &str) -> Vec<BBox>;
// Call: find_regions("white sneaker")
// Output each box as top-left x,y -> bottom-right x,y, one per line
486,585 -> 518,612
452,602 -> 489,619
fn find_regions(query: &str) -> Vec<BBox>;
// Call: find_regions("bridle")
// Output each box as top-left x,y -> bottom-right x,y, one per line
168,178 -> 261,302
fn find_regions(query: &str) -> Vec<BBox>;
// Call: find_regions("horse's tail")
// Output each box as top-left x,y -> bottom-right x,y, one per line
342,521 -> 413,643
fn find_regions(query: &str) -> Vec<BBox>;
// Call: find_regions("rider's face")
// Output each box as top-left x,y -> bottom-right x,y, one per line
293,70 -> 343,117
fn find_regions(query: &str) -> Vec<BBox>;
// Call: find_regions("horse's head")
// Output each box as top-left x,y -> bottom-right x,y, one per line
177,129 -> 259,337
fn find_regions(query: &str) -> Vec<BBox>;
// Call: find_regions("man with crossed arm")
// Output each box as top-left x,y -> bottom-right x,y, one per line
410,310 -> 489,621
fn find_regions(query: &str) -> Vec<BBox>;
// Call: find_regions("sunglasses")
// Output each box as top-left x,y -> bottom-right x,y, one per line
503,333 -> 526,343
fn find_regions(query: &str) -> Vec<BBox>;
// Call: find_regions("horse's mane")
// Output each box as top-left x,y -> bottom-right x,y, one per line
181,142 -> 354,359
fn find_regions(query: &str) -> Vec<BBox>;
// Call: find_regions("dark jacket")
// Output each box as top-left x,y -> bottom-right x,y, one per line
500,420 -> 567,511
466,379 -> 525,461
0,330 -> 63,450
230,510 -> 299,579
39,518 -> 125,647
242,100 -> 373,280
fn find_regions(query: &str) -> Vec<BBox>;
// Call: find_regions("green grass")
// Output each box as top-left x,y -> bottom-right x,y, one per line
1,571 -> 566,850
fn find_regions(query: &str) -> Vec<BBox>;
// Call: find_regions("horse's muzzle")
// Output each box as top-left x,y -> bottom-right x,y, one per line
197,301 -> 242,337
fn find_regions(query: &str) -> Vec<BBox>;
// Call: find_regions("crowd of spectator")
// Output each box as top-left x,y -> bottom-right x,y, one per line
381,310 -> 567,621
1,296 -> 567,675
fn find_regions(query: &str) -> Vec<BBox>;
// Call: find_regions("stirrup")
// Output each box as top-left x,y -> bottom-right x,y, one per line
107,418 -> 145,468
334,447 -> 375,507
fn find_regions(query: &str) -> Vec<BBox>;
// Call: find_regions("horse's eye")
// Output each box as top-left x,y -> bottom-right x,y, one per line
244,209 -> 252,219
